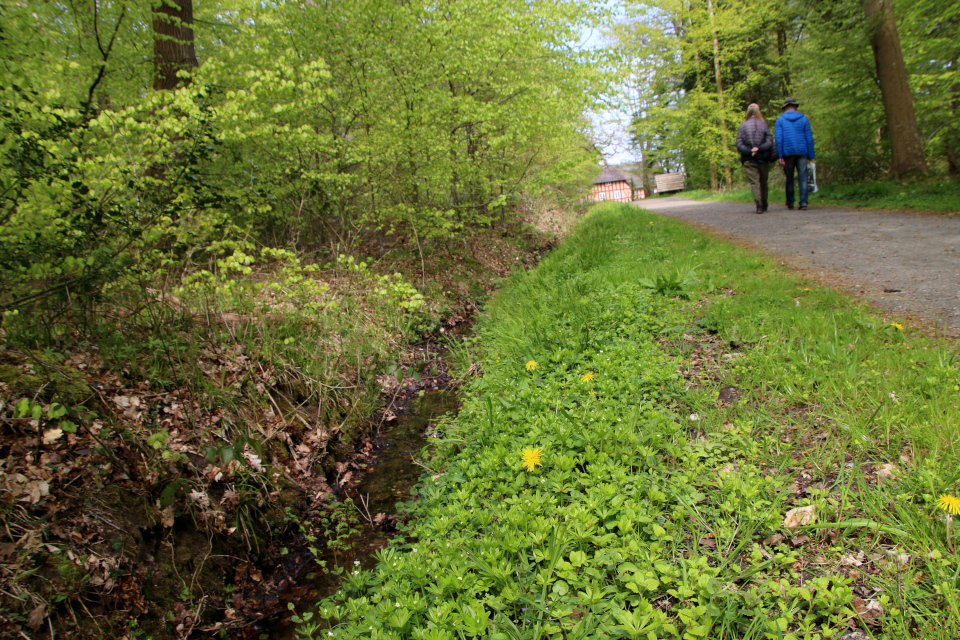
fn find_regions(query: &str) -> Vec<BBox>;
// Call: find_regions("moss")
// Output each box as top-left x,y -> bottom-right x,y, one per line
0,353 -> 91,405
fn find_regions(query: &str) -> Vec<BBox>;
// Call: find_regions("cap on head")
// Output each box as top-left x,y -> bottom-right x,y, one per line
782,97 -> 800,109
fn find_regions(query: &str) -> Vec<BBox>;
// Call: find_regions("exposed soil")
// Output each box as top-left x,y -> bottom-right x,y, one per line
639,197 -> 960,336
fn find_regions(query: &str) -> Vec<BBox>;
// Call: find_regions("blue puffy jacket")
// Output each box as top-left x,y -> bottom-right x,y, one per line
775,110 -> 814,160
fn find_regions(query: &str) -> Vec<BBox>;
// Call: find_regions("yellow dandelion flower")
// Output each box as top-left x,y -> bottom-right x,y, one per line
803,288 -> 811,292
581,372 -> 595,383
936,494 -> 960,516
521,447 -> 543,472
890,322 -> 904,331
525,360 -> 537,371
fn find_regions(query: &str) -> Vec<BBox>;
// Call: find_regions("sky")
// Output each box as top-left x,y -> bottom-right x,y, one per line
577,2 -> 636,166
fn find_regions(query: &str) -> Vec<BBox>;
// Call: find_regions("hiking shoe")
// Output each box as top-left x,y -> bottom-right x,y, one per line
798,205 -> 807,211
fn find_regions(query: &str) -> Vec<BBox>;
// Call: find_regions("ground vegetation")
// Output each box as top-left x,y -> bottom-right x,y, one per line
0,0 -> 599,635
306,202 -> 960,639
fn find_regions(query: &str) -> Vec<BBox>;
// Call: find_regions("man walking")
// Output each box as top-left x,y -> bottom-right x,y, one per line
774,97 -> 815,211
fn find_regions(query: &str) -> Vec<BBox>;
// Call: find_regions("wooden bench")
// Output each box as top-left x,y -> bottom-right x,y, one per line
654,173 -> 685,193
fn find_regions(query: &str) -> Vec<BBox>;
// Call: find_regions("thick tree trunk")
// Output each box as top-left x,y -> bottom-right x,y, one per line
862,0 -> 925,177
707,0 -> 733,188
153,0 -> 197,91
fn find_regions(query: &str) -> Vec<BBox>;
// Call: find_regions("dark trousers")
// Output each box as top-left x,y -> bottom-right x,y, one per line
783,155 -> 809,207
743,162 -> 769,206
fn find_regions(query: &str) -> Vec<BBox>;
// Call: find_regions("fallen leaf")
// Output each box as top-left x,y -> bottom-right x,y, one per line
42,428 -> 64,444
763,533 -> 785,547
242,451 -> 264,472
27,603 -> 46,630
783,505 -> 817,528
160,505 -> 175,528
882,549 -> 911,566
852,597 -> 882,625
112,395 -> 140,409
840,551 -> 866,566
875,463 -> 897,483
21,480 -> 49,504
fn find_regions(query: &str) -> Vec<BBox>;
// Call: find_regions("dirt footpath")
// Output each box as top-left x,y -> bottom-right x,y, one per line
638,197 -> 960,335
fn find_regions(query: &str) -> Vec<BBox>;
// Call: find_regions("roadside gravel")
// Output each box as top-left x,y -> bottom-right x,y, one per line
638,197 -> 960,335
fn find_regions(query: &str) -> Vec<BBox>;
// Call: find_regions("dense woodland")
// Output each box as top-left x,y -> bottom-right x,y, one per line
615,0 -> 960,190
0,1 -> 604,636
2,0 -> 604,339
1,0 -> 959,637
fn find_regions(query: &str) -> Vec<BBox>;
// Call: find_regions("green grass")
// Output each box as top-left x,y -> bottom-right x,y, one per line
300,202 -> 960,640
682,179 -> 960,214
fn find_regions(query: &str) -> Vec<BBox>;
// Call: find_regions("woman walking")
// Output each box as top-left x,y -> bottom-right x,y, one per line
735,103 -> 776,214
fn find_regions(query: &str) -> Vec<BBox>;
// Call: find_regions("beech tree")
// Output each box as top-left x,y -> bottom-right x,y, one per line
863,0 -> 926,177
619,0 -> 954,183
153,0 -> 197,91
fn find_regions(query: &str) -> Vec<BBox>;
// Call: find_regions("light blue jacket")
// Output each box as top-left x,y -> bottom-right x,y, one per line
775,110 -> 815,160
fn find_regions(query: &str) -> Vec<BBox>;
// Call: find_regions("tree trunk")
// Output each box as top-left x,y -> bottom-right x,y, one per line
862,0 -> 925,177
153,0 -> 197,91
776,26 -> 790,95
707,0 -> 733,188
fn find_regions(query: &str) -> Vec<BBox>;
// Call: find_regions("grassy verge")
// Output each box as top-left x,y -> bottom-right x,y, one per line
681,179 -> 960,214
303,202 -> 960,639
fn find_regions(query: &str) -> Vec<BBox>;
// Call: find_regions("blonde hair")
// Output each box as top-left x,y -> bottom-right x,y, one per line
745,103 -> 765,123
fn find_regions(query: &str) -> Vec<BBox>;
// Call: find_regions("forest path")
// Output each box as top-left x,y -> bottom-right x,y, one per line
638,197 -> 960,335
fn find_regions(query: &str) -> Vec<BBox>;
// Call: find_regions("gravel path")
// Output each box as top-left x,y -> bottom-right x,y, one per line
638,197 -> 960,335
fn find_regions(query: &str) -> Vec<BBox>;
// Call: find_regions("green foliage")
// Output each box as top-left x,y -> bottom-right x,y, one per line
619,0 -> 960,185
299,202 -> 960,639
618,0 -> 794,187
0,0 -> 604,343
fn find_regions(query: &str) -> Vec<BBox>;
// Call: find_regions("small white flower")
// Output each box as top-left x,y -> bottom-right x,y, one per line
458,576 -> 463,580
328,633 -> 334,637
354,560 -> 361,566
395,603 -> 401,608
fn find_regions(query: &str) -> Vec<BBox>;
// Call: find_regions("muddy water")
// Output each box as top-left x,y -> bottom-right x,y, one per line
267,390 -> 459,639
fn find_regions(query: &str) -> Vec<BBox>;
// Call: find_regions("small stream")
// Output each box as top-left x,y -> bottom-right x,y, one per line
266,389 -> 460,639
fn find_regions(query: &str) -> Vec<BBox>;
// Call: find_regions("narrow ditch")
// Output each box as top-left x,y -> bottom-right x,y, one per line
253,336 -> 467,639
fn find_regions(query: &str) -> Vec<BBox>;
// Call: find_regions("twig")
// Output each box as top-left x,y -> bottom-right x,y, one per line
409,455 -> 440,476
181,595 -> 207,638
89,511 -> 134,539
351,493 -> 374,525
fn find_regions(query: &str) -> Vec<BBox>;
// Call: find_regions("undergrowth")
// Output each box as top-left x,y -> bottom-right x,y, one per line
301,202 -> 960,639
0,220 -> 549,636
